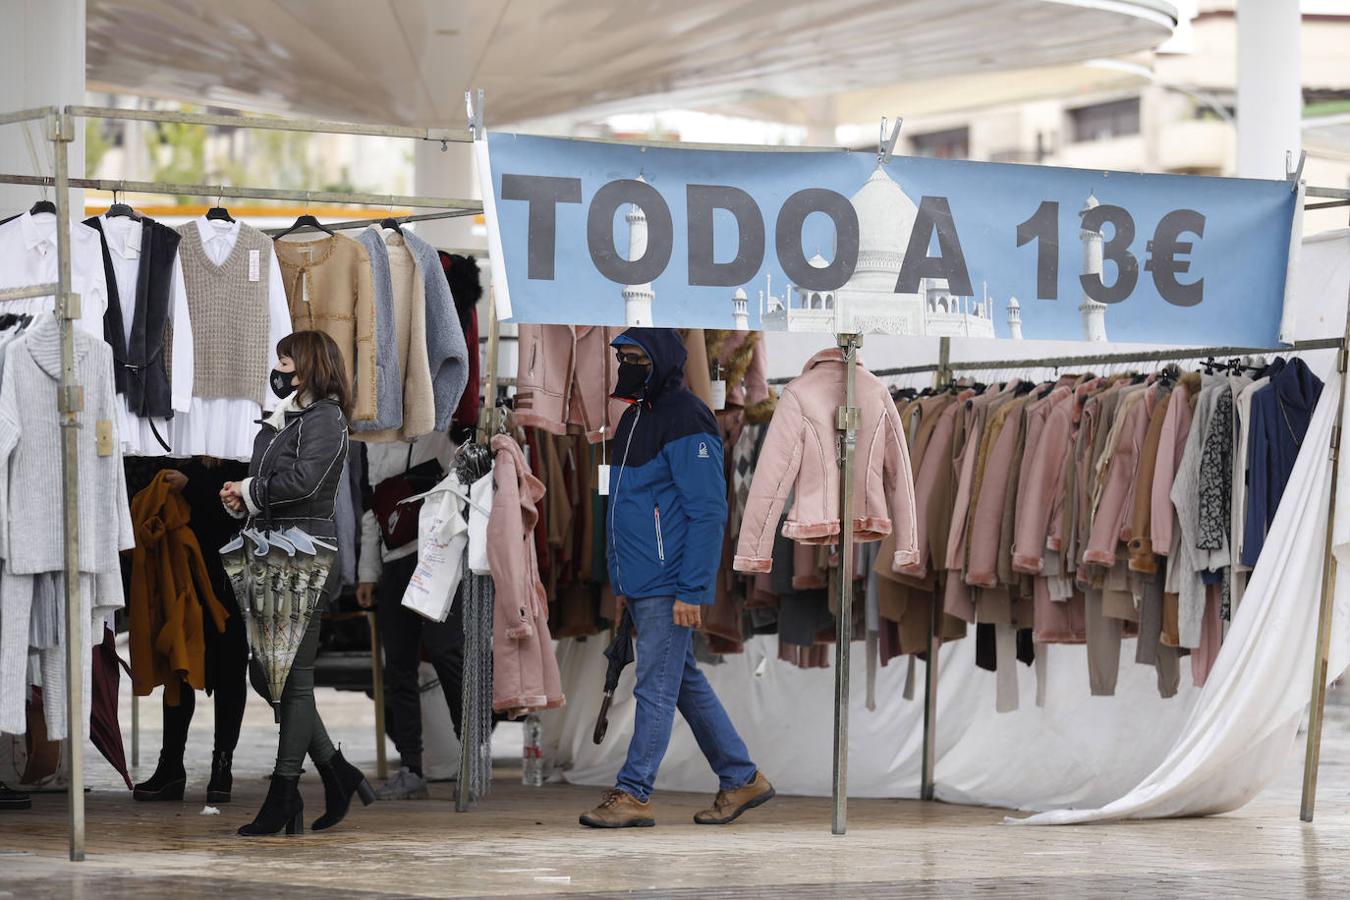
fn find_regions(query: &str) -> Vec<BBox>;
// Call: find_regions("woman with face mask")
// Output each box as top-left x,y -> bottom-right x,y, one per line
219,330 -> 374,836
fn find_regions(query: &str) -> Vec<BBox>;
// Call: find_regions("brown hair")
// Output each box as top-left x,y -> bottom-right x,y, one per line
276,330 -> 352,417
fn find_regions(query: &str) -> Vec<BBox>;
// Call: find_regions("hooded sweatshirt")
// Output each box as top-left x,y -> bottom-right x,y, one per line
606,328 -> 727,605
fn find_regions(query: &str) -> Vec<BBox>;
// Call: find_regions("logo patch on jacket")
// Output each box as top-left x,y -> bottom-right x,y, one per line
697,441 -> 710,459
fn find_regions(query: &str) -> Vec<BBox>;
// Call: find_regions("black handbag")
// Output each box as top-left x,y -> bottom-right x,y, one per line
371,445 -> 443,551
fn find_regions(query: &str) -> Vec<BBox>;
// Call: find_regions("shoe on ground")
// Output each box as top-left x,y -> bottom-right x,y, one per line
694,772 -> 775,825
374,766 -> 429,800
0,780 -> 31,811
207,750 -> 233,804
579,788 -> 655,828
133,751 -> 186,802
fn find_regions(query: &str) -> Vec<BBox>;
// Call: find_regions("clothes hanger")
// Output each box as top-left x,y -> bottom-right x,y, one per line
273,194 -> 334,239
29,198 -> 55,215
205,186 -> 235,223
105,184 -> 140,220
273,213 -> 334,239
379,198 -> 403,234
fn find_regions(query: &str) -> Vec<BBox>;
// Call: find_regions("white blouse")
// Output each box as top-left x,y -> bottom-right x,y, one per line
0,211 -> 108,339
167,217 -> 291,461
95,214 -> 196,457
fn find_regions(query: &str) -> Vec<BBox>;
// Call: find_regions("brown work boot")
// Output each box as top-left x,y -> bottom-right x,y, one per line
579,788 -> 655,828
694,772 -> 775,825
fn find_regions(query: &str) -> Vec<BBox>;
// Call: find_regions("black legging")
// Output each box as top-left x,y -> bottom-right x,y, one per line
378,553 -> 465,773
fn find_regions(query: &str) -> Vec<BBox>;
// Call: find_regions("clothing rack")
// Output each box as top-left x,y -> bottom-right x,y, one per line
261,208 -> 480,237
0,103 -> 487,862
825,328 -> 1350,809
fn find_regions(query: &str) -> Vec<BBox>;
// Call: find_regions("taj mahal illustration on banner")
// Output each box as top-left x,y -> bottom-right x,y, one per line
620,166 -> 1110,342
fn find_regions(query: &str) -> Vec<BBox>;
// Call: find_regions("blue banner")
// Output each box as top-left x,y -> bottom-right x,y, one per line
479,132 -> 1298,345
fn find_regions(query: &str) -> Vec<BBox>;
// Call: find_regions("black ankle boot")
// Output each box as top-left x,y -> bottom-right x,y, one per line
133,751 -> 186,802
312,749 -> 375,831
207,751 -> 233,804
237,774 -> 304,837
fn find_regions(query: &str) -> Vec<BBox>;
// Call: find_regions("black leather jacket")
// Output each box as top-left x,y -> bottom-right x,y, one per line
244,398 -> 348,539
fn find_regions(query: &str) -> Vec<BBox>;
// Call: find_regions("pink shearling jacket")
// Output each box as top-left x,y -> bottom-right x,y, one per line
515,324 -> 627,442
487,434 -> 565,717
733,348 -> 919,574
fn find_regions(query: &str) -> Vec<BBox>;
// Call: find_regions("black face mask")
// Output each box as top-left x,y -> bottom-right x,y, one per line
612,361 -> 652,401
270,368 -> 298,400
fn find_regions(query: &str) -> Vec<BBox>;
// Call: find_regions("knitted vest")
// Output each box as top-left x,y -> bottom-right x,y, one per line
176,221 -> 272,405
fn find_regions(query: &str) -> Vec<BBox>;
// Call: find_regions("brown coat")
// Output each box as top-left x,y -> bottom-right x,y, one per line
275,234 -> 379,423
127,471 -> 227,705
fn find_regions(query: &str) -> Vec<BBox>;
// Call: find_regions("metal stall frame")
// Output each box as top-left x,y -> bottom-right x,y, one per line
0,103 -> 484,862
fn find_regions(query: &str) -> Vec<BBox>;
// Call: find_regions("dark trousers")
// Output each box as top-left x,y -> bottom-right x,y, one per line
377,553 -> 466,771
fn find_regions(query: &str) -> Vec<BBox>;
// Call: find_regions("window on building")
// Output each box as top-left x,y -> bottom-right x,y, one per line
910,127 -> 970,160
1068,98 -> 1141,143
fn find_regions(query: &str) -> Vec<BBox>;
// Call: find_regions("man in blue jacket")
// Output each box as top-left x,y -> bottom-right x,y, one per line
580,328 -> 773,829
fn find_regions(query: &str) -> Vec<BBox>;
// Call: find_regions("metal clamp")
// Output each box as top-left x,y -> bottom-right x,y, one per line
57,290 -> 81,322
836,405 -> 861,432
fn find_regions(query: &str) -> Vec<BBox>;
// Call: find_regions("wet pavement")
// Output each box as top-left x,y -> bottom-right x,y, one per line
5,679 -> 1350,898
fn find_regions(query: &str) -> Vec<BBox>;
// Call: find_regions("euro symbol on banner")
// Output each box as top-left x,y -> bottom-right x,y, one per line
1144,208 -> 1206,308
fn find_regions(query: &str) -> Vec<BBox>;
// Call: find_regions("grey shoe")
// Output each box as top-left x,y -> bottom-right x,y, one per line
375,767 -> 429,800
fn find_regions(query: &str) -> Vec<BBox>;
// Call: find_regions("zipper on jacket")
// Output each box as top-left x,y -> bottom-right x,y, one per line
654,504 -> 665,563
529,342 -> 538,374
609,406 -> 641,596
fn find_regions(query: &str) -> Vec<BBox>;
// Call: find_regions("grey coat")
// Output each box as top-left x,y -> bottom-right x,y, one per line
354,227 -> 469,433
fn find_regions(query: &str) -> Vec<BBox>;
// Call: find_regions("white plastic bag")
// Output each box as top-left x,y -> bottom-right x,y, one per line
401,477 -> 469,623
468,471 -> 493,576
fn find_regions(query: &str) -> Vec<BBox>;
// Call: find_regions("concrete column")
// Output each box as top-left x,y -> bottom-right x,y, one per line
412,139 -> 481,251
0,0 -> 85,213
1237,0 -> 1301,179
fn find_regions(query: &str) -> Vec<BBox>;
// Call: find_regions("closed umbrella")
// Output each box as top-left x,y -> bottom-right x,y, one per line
220,529 -> 335,721
593,605 -> 635,745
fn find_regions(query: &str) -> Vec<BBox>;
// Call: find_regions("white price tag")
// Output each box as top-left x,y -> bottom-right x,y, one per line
248,249 -> 261,282
597,464 -> 610,496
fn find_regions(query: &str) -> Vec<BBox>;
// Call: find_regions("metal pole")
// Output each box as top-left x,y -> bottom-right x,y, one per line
921,337 -> 952,803
367,612 -> 388,781
1299,276 -> 1350,821
0,283 -> 60,302
67,105 -> 472,144
0,174 -> 480,212
51,109 -> 85,863
479,282 -> 502,440
831,333 -> 861,835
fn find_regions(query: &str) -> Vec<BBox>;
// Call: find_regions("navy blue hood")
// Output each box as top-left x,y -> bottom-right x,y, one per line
612,327 -> 686,404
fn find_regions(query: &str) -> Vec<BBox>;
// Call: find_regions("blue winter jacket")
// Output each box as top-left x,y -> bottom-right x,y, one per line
606,328 -> 727,605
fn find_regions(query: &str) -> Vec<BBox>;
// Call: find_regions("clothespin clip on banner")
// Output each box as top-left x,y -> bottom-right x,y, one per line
878,116 -> 904,167
465,88 -> 486,142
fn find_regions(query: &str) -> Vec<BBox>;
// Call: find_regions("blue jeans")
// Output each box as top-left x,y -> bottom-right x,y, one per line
615,596 -> 758,803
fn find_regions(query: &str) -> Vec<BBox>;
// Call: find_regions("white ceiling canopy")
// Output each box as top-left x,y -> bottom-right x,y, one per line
87,0 -> 1176,128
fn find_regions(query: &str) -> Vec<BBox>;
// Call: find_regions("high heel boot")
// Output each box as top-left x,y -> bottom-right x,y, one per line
237,774 -> 304,837
312,749 -> 376,831
207,750 -> 233,804
133,751 -> 186,802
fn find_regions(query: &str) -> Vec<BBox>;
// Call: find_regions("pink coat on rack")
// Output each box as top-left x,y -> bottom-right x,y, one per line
733,347 -> 919,574
487,434 -> 565,718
